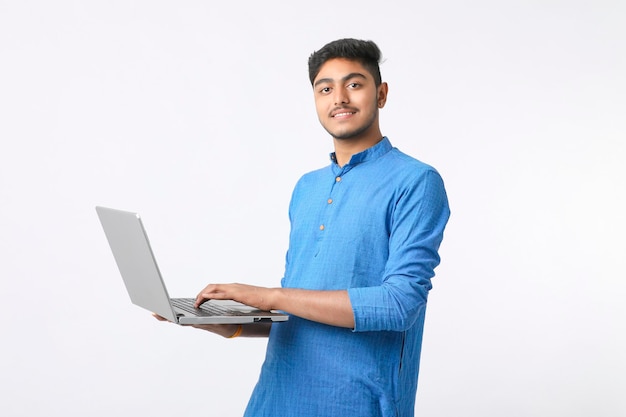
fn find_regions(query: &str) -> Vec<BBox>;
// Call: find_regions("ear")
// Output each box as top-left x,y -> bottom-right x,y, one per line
377,82 -> 389,108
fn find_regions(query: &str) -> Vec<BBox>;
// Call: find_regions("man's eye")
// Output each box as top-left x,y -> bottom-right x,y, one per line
320,87 -> 331,93
348,83 -> 360,88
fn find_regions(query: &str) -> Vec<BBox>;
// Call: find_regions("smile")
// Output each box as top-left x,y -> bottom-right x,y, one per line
333,112 -> 355,118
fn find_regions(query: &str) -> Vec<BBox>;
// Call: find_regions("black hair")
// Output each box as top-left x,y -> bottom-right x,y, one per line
308,38 -> 383,86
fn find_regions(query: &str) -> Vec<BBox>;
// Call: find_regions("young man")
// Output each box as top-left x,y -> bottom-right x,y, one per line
167,38 -> 450,417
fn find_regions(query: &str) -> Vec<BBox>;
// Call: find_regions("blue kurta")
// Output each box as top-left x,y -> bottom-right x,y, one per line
244,137 -> 450,417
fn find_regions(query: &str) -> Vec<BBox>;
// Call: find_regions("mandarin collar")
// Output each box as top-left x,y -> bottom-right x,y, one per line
329,137 -> 392,167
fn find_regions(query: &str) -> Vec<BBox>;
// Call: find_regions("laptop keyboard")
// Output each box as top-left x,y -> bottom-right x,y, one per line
170,298 -> 247,316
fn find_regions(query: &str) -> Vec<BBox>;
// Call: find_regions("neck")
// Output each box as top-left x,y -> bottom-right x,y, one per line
333,134 -> 383,167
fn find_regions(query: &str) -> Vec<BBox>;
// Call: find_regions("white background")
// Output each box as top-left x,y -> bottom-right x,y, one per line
1,1 -> 624,416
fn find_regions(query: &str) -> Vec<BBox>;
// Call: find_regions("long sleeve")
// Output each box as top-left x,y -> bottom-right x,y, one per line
348,169 -> 450,331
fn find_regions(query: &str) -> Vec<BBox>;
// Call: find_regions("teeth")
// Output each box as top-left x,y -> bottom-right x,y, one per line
334,112 -> 352,117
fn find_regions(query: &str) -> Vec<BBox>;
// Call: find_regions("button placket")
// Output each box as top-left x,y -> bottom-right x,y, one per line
320,172 -> 343,233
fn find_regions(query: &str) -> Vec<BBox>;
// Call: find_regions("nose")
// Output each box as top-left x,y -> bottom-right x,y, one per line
333,88 -> 349,105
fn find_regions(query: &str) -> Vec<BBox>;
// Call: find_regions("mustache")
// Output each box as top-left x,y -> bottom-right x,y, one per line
330,106 -> 358,115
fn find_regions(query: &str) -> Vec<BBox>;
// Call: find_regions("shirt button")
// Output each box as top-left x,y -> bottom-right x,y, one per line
327,198 -> 333,204
319,225 -> 325,231
336,176 -> 341,182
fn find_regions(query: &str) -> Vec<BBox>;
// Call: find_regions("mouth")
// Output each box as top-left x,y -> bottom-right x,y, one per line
331,109 -> 357,118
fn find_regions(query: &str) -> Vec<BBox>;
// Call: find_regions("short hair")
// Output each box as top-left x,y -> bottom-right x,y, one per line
308,38 -> 383,86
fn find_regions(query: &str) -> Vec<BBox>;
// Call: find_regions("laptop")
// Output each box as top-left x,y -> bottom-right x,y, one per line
96,206 -> 288,325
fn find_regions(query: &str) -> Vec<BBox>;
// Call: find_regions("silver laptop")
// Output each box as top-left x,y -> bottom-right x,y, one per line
96,206 -> 288,325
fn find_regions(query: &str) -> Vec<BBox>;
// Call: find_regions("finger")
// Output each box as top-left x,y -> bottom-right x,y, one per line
194,293 -> 206,308
152,313 -> 171,322
194,284 -> 216,307
201,288 -> 231,301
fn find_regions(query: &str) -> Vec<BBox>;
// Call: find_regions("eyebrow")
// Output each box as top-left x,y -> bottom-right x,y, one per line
313,72 -> 368,88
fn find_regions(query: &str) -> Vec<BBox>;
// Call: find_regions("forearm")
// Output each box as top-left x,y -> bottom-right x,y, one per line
271,288 -> 355,329
241,322 -> 272,337
195,283 -> 355,329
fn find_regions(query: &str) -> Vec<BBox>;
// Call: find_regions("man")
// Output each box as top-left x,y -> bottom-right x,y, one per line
164,38 -> 450,417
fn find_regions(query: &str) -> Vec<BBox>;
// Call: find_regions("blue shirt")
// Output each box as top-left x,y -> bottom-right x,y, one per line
244,137 -> 450,417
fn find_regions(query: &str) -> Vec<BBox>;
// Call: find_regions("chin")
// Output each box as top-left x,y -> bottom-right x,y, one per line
333,134 -> 361,141
332,127 -> 370,141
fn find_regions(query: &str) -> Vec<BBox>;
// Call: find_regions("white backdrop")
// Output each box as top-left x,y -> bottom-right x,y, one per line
1,1 -> 624,416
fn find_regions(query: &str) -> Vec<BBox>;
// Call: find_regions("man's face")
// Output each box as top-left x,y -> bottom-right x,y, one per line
312,58 -> 387,141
